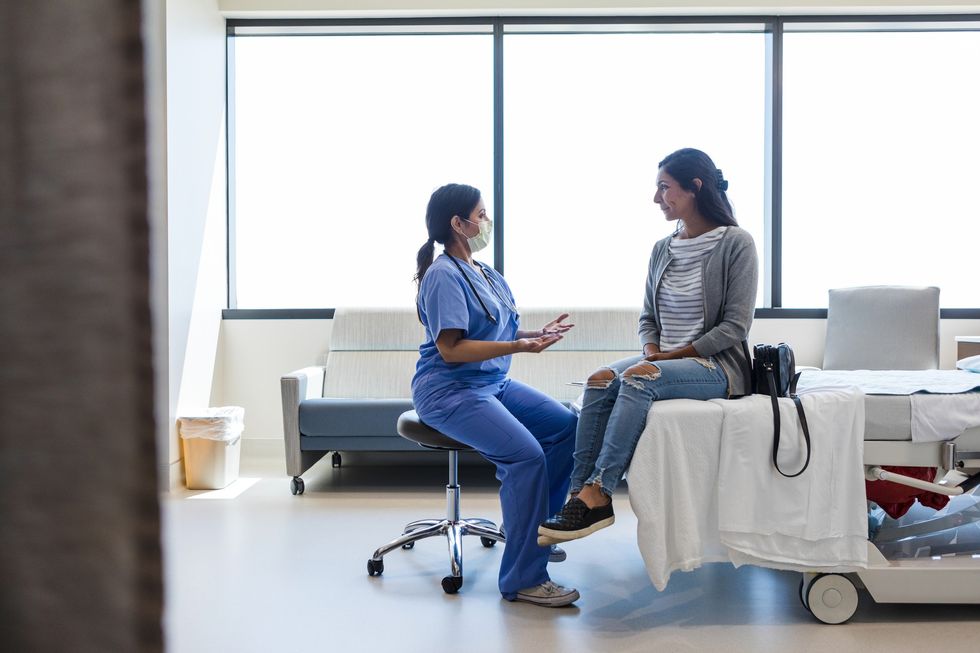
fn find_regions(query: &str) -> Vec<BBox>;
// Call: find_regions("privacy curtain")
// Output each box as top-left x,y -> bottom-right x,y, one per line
0,1 -> 163,650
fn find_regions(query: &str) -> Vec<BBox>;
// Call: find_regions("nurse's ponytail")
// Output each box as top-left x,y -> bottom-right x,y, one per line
415,237 -> 437,291
414,183 -> 482,300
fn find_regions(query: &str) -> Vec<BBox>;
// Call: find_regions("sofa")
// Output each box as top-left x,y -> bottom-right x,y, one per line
280,306 -> 641,494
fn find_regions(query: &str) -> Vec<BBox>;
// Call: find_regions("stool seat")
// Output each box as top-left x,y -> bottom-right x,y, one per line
397,410 -> 471,451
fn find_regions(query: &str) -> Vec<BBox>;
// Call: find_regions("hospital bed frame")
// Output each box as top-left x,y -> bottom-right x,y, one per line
800,424 -> 980,624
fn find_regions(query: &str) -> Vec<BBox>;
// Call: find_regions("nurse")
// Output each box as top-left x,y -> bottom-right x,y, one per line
412,183 -> 579,608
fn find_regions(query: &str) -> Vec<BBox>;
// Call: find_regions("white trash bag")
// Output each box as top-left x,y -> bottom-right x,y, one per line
178,407 -> 245,490
178,406 -> 245,442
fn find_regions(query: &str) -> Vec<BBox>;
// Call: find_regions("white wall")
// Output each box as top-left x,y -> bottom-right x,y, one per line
164,0 -> 228,487
216,320 -> 334,441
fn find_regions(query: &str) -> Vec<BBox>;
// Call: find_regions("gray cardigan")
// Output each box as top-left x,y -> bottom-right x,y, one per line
639,226 -> 759,397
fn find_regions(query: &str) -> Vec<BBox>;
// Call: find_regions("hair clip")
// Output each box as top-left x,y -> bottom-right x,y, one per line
715,169 -> 728,192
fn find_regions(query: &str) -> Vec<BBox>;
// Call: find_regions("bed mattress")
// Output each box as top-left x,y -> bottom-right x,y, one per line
864,395 -> 913,441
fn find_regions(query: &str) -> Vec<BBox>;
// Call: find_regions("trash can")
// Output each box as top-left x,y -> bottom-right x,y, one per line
178,406 -> 245,490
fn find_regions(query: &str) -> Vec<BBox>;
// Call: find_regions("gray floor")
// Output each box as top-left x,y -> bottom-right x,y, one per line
163,451 -> 980,653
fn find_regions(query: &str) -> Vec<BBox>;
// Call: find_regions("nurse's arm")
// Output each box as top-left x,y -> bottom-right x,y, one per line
435,329 -> 561,363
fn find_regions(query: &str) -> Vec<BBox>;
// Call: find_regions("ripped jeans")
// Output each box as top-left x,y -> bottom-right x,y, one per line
570,354 -> 728,497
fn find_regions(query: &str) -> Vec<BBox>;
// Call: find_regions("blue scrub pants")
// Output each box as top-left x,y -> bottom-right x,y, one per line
417,377 -> 576,599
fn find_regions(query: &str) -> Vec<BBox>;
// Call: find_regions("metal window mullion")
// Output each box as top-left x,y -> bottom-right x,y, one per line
226,34 -> 237,309
493,21 -> 504,275
770,19 -> 783,309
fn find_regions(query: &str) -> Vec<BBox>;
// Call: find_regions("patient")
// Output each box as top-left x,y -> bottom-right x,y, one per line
538,148 -> 759,544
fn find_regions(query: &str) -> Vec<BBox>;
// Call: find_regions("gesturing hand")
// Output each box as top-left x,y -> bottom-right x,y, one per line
515,333 -> 563,354
540,313 -> 574,337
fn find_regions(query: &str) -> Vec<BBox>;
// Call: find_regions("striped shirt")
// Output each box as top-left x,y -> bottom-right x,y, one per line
656,226 -> 728,352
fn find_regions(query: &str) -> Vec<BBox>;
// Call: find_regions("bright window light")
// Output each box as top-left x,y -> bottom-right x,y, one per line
782,30 -> 980,308
503,32 -> 767,308
232,34 -> 493,308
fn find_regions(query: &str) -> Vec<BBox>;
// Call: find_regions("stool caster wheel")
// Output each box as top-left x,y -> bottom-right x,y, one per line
441,575 -> 463,594
367,559 -> 384,576
332,452 -> 342,468
402,542 -> 415,550
480,536 -> 496,548
290,477 -> 304,495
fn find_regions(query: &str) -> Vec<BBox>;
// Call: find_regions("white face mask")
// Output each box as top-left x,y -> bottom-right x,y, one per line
462,218 -> 493,253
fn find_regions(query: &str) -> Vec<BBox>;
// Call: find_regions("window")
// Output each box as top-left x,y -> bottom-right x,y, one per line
782,27 -> 980,308
232,32 -> 493,308
228,18 -> 980,314
503,30 -> 767,307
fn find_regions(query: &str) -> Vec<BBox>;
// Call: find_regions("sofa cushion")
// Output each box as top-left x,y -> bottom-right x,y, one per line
323,308 -> 646,402
330,308 -> 425,351
328,307 -> 643,352
322,351 -> 418,398
518,308 -> 641,351
509,350 -> 639,403
299,398 -> 413,437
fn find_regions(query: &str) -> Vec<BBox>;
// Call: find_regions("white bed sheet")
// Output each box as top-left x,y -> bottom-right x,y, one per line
798,370 -> 980,442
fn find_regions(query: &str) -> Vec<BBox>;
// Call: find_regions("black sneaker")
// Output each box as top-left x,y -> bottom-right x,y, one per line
538,497 -> 615,542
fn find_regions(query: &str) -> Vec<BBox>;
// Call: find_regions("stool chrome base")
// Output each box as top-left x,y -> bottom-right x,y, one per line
366,449 -> 505,594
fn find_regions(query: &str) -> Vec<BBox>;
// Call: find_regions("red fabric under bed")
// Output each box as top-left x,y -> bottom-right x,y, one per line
866,466 -> 951,519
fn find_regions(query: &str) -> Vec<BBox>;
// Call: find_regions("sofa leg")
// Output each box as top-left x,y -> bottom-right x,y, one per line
332,452 -> 342,468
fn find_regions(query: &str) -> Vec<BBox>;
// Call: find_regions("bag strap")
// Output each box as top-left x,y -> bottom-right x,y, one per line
740,340 -> 754,395
767,368 -> 812,478
789,369 -> 801,395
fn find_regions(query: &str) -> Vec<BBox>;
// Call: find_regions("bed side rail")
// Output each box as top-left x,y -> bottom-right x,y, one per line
865,466 -> 964,497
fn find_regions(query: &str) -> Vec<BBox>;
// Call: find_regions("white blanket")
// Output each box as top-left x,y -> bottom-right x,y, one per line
628,400 -> 729,590
629,390 -> 868,591
717,390 -> 868,571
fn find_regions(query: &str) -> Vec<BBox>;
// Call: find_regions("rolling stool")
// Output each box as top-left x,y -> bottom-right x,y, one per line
366,410 -> 505,594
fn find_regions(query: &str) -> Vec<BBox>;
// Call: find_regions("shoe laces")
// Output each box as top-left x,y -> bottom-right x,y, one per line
540,581 -> 563,595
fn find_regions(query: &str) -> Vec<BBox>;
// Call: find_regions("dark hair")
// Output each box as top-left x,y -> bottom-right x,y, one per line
658,148 -> 737,227
414,183 -> 482,291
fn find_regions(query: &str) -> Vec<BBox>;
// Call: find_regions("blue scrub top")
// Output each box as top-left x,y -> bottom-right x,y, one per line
412,254 -> 520,416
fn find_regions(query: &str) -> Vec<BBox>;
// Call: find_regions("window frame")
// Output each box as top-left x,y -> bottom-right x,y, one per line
224,14 -> 980,319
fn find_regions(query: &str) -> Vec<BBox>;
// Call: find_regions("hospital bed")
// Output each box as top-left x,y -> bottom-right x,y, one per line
627,286 -> 980,624
800,287 -> 980,622
802,390 -> 980,624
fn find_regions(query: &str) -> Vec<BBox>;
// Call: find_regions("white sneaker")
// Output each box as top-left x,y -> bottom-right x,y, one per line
549,544 -> 567,563
513,580 -> 580,607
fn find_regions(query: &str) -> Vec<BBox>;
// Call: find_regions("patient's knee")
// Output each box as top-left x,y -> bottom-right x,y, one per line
586,368 -> 616,389
623,361 -> 662,387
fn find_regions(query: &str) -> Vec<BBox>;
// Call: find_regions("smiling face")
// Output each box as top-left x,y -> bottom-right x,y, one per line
653,169 -> 699,223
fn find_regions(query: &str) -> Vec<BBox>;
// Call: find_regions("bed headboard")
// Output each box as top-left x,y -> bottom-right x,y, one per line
823,285 -> 940,370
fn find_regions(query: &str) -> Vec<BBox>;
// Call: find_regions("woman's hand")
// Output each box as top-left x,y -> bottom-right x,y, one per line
539,313 -> 574,337
514,333 -> 563,354
644,344 -> 699,362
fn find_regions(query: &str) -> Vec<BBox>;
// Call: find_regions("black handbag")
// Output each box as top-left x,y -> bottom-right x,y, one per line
741,342 -> 811,478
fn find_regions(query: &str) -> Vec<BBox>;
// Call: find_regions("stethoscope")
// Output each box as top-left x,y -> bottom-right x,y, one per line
445,253 -> 516,324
